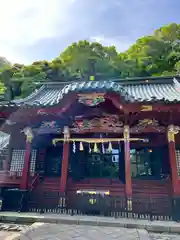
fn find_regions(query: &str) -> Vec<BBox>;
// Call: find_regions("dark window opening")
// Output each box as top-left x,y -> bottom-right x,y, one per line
69,143 -> 122,179
130,147 -> 165,179
44,145 -> 63,177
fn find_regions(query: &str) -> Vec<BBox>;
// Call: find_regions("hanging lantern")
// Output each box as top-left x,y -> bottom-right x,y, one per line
108,142 -> 112,152
79,142 -> 84,151
73,141 -> 76,153
93,143 -> 98,152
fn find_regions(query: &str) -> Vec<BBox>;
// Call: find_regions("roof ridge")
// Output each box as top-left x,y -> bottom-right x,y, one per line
36,75 -> 179,86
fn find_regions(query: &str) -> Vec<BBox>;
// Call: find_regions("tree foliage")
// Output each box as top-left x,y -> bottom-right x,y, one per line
0,23 -> 179,100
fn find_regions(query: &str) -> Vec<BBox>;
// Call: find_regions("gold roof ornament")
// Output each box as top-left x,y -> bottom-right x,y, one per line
89,75 -> 95,81
141,105 -> 152,111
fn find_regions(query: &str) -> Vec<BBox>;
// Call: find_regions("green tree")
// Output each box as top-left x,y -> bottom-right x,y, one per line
154,23 -> 180,43
0,23 -> 180,99
175,61 -> 180,75
60,40 -> 119,79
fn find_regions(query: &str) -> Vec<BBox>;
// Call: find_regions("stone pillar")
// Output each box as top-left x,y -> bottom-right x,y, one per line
124,125 -> 132,197
60,126 -> 70,193
167,125 -> 179,195
20,128 -> 33,190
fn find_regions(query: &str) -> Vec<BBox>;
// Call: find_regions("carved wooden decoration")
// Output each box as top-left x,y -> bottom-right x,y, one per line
71,115 -> 123,132
37,109 -> 48,115
78,93 -> 105,106
131,119 -> 165,133
40,121 -> 57,128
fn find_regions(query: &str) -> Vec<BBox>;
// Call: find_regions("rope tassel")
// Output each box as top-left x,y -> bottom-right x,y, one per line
93,143 -> 98,152
102,142 -> 105,154
79,142 -> 84,151
73,141 -> 76,153
89,143 -> 91,153
108,142 -> 112,152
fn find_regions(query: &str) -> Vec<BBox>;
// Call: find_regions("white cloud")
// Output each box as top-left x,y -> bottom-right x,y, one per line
90,36 -> 132,52
0,0 -> 74,63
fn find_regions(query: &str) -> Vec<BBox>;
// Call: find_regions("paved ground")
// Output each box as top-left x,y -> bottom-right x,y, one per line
0,231 -> 17,239
0,224 -> 27,239
150,233 -> 180,240
0,224 -> 180,239
0,220 -> 180,239
4,223 -> 179,240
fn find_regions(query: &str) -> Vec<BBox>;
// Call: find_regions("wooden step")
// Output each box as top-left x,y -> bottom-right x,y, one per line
30,177 -> 171,197
132,180 -> 171,196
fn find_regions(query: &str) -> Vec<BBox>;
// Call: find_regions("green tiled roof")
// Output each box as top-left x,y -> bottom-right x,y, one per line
2,76 -> 180,107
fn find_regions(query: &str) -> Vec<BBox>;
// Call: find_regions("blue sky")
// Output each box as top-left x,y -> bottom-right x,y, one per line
1,0 -> 179,64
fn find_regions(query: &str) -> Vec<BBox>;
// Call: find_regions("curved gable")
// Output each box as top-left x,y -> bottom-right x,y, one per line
11,81 -> 134,107
1,76 -> 180,107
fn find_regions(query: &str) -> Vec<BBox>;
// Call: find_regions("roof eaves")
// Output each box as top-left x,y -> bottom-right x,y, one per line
13,85 -> 46,104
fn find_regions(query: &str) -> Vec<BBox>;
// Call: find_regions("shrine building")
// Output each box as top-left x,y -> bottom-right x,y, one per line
0,75 -> 180,215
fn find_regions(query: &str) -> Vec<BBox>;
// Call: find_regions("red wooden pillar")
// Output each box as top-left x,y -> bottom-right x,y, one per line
60,143 -> 70,193
124,125 -> 132,197
167,125 -> 179,195
60,127 -> 70,193
20,139 -> 32,190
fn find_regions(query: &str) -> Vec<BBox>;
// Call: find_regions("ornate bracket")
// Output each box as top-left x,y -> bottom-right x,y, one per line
21,127 -> 34,143
167,125 -> 180,142
123,125 -> 130,141
63,126 -> 70,142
